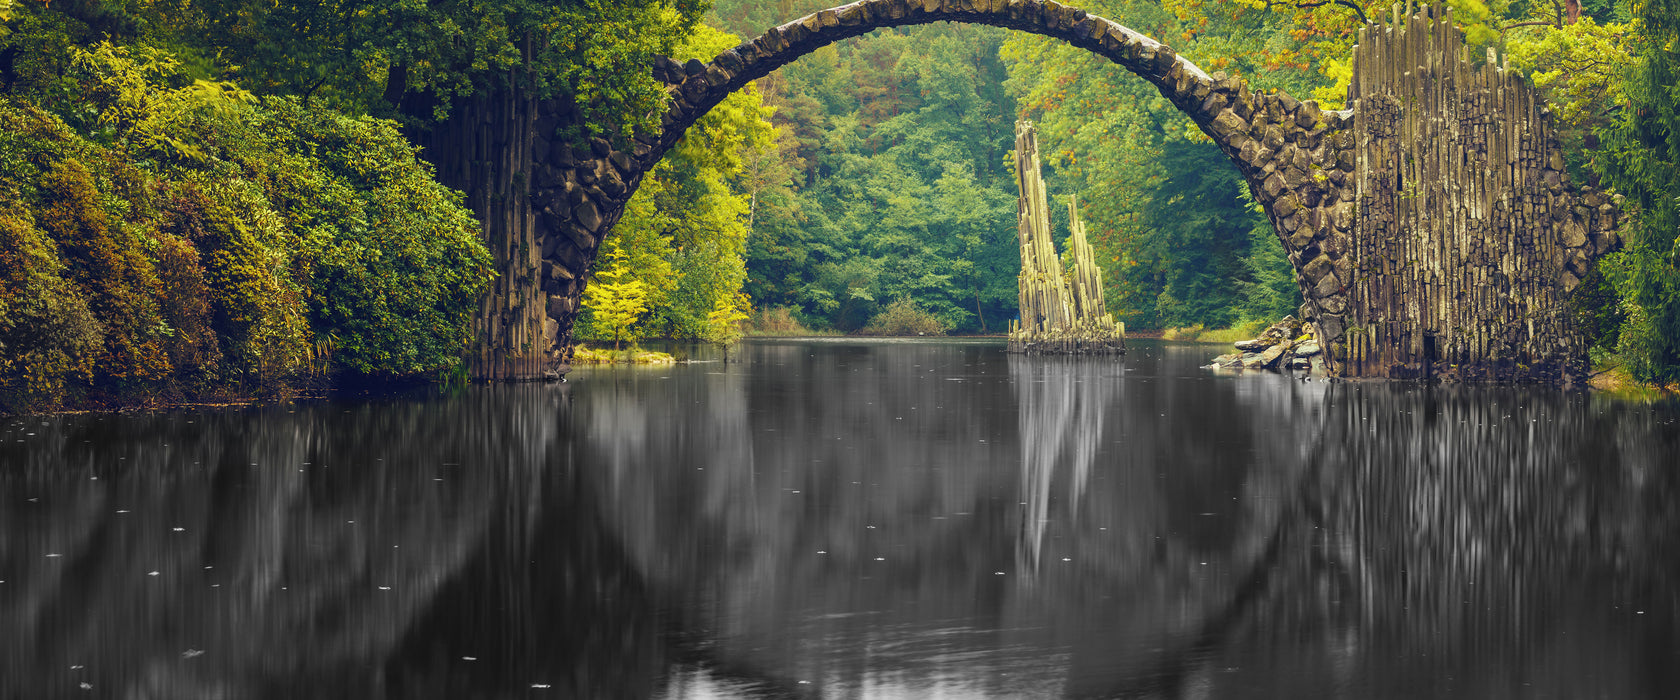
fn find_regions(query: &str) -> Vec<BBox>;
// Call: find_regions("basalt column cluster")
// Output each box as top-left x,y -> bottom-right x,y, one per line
1008,121 -> 1125,354
1344,3 -> 1621,383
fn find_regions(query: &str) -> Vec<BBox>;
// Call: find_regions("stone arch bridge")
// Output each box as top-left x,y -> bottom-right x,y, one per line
509,0 -> 1619,384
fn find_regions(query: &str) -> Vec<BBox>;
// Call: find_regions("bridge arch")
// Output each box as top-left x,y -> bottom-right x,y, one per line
537,0 -> 1354,369
527,0 -> 1616,384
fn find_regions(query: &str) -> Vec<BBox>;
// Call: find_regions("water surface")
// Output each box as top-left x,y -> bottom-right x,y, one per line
3,339 -> 1677,699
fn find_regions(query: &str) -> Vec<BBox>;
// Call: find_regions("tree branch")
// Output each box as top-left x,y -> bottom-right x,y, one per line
1501,20 -> 1557,40
1291,0 -> 1370,25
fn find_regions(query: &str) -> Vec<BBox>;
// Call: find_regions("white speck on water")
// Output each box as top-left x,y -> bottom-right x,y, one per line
45,553 -> 62,558
462,656 -> 478,661
172,528 -> 185,532
79,683 -> 92,690
531,684 -> 551,689
874,557 -> 886,561
378,586 -> 391,591
181,649 -> 204,659
147,571 -> 159,576
994,572 -> 1006,575
817,551 -> 827,554
1062,558 -> 1073,562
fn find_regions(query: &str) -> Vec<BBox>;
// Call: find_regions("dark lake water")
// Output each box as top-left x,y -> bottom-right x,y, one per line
3,338 -> 1679,699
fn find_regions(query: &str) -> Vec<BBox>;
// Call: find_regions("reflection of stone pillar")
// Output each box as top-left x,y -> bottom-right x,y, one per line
1010,354 -> 1114,580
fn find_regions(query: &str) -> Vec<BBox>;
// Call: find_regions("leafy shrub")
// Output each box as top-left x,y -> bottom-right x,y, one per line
751,306 -> 809,335
0,42 -> 493,412
859,298 -> 947,336
156,178 -> 308,385
35,156 -> 172,389
145,94 -> 493,377
0,210 -> 102,412
261,100 -> 491,376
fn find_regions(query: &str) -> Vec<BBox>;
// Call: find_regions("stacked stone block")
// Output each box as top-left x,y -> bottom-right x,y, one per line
1343,3 -> 1620,383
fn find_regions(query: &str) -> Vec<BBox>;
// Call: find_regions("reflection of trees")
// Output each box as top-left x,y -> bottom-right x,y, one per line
1139,384 -> 1680,699
0,388 -> 576,699
1288,386 -> 1680,698
5,345 -> 1675,699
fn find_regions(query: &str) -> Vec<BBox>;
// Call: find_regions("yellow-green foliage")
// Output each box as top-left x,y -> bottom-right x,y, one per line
584,250 -> 652,352
1506,20 -> 1634,137
571,346 -> 676,365
703,291 -> 751,348
578,23 -> 772,343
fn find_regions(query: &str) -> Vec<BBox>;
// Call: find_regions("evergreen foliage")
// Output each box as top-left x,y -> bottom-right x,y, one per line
1593,0 -> 1680,383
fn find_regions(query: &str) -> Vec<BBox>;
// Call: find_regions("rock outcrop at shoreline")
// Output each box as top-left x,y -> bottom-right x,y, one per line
1206,316 -> 1322,372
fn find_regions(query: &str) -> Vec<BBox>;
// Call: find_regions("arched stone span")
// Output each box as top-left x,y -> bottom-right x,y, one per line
528,0 -> 1617,383
536,0 -> 1354,374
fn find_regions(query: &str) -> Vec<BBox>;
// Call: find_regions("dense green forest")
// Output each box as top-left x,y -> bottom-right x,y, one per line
1,0 -> 1677,412
0,0 -> 706,411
